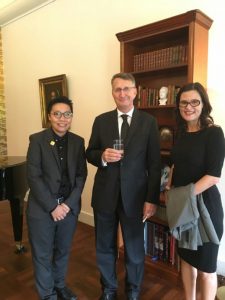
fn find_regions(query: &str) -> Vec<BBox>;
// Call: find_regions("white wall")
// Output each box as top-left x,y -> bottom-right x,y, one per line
2,0 -> 225,274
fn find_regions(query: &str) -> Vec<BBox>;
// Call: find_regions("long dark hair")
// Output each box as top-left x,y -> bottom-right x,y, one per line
175,82 -> 214,135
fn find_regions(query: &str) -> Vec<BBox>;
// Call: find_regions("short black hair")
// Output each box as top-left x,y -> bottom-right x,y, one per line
47,96 -> 73,114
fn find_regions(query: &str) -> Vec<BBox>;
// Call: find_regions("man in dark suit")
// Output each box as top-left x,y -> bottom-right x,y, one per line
26,96 -> 87,300
86,73 -> 161,300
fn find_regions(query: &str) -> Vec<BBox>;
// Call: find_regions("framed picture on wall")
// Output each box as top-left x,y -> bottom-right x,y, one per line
39,74 -> 68,128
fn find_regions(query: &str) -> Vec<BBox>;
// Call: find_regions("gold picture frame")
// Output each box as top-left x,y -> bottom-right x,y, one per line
39,74 -> 68,128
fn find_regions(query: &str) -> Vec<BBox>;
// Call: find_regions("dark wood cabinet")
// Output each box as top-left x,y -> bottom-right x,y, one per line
116,9 -> 213,127
116,9 -> 213,283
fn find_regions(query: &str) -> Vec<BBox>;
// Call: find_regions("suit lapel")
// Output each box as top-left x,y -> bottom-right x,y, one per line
111,109 -> 120,141
125,108 -> 140,146
45,128 -> 61,169
67,133 -> 75,184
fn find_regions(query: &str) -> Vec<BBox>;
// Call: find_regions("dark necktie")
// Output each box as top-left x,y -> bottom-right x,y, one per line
121,114 -> 129,141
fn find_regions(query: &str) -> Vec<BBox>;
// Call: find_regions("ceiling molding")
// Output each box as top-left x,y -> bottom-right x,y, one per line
0,0 -> 55,27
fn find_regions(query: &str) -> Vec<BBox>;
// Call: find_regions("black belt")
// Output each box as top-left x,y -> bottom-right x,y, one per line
56,196 -> 64,205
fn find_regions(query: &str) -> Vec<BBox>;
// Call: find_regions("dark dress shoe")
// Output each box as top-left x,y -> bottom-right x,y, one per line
55,286 -> 77,300
99,292 -> 117,300
127,295 -> 139,300
41,291 -> 57,300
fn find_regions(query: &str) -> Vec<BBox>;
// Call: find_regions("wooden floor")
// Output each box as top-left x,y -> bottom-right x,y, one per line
0,200 -> 185,300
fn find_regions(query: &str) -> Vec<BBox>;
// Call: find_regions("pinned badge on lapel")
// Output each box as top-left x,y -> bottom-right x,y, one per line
50,140 -> 55,146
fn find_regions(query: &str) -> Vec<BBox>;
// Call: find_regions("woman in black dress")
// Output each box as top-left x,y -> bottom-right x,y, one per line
169,82 -> 225,300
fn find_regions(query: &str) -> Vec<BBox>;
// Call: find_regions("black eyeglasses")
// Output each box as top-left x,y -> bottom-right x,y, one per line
179,99 -> 201,108
51,111 -> 73,119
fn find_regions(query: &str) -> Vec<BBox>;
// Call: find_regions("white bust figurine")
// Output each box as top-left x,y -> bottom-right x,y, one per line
159,86 -> 168,105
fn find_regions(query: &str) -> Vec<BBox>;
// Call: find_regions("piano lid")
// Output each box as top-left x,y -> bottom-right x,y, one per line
0,156 -> 26,168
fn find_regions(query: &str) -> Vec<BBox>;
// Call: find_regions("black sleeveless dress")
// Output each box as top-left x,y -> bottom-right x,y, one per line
171,126 -> 225,273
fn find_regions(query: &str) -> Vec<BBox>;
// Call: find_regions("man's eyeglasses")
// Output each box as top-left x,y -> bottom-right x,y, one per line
179,99 -> 201,108
51,111 -> 73,119
113,86 -> 136,94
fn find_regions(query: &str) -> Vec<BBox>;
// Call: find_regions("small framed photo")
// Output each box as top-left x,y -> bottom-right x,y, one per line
39,74 -> 68,128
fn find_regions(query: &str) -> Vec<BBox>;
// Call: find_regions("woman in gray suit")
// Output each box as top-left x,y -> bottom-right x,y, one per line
26,96 -> 87,300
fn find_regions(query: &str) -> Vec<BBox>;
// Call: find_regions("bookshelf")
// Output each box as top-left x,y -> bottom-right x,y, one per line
116,9 -> 213,283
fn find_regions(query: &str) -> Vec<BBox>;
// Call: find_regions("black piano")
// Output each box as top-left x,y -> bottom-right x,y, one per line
0,156 -> 28,253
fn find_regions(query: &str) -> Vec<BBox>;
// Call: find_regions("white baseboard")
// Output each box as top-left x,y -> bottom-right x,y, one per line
217,260 -> 225,276
78,210 -> 94,226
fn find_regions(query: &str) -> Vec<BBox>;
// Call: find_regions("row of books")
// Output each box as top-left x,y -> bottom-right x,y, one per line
144,221 -> 180,270
133,44 -> 188,72
135,84 -> 180,107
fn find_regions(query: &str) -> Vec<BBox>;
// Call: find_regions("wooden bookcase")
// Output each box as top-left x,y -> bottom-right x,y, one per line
116,9 -> 213,284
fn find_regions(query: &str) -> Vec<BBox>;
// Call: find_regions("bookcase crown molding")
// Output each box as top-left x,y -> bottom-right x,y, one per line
116,9 -> 213,43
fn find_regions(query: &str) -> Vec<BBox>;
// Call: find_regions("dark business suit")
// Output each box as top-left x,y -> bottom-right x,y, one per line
86,108 -> 161,297
26,128 -> 87,299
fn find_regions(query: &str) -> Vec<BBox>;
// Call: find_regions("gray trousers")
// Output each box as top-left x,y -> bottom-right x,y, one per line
27,212 -> 77,299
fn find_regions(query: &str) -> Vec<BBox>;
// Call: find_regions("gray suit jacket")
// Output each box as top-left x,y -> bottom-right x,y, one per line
166,183 -> 219,250
26,128 -> 87,218
86,108 -> 161,217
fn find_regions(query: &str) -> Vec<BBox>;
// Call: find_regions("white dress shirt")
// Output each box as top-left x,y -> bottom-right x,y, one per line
102,107 -> 134,166
117,107 -> 134,138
